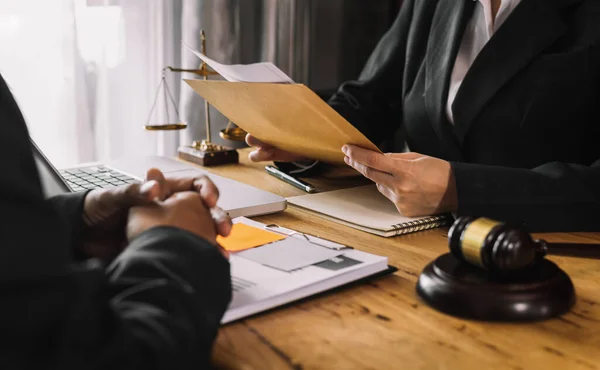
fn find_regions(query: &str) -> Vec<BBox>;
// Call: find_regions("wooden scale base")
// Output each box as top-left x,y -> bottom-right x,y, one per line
417,253 -> 575,322
178,140 -> 239,167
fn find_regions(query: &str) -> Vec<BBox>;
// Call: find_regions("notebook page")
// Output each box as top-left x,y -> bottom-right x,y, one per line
288,185 -> 431,232
182,41 -> 294,83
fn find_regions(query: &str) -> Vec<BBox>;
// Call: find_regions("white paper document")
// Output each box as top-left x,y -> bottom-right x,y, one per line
237,237 -> 343,272
182,41 -> 294,84
222,217 -> 390,324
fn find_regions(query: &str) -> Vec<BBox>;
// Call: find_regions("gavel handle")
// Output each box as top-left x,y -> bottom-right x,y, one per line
547,242 -> 600,259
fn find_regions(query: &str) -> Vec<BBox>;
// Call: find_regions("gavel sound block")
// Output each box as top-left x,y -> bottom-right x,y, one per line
417,217 -> 600,321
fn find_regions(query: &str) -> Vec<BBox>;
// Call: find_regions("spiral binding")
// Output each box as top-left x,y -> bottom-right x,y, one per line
391,215 -> 452,236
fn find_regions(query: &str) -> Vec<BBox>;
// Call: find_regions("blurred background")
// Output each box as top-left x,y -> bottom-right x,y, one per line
0,0 -> 401,167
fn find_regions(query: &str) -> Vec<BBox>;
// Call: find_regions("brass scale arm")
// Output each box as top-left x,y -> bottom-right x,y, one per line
163,66 -> 220,76
145,30 -> 217,133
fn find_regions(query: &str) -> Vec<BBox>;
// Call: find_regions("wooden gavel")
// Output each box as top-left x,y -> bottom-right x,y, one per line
448,216 -> 600,272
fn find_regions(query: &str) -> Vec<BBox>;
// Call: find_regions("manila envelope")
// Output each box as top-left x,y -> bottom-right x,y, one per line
184,80 -> 381,164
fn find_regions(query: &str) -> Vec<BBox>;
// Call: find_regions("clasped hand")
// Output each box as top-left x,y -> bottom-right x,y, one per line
82,168 -> 231,262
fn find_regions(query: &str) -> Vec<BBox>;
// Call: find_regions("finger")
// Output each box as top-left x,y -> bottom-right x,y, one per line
211,207 -> 233,237
344,155 -> 394,186
145,167 -> 166,182
245,133 -> 272,148
145,168 -> 171,201
168,190 -> 204,203
376,183 -> 407,216
156,174 -> 220,207
342,145 -> 395,173
138,180 -> 161,202
193,176 -> 220,208
249,147 -> 275,162
117,180 -> 160,208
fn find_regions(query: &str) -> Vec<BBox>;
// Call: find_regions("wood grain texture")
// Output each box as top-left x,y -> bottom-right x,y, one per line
182,149 -> 600,370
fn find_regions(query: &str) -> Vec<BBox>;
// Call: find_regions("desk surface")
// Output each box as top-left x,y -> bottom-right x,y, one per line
186,148 -> 600,370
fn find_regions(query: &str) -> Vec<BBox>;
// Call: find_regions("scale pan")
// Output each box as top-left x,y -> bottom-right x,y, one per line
219,127 -> 247,141
145,122 -> 188,131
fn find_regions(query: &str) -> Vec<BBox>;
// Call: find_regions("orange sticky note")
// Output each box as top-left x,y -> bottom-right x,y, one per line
217,223 -> 286,252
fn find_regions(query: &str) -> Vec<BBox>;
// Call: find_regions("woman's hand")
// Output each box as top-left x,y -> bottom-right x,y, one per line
342,145 -> 458,217
246,133 -> 310,162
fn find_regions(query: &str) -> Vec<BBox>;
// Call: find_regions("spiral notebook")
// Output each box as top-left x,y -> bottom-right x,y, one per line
288,185 -> 451,237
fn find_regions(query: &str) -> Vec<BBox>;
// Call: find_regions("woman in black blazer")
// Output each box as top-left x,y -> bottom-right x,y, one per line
248,0 -> 600,232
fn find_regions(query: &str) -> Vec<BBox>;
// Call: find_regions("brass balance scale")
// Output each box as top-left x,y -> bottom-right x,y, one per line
144,30 -> 247,166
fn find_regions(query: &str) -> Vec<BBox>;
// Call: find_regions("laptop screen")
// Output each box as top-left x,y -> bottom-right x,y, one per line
30,139 -> 71,197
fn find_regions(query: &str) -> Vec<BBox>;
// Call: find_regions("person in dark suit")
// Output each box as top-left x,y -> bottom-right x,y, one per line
247,0 -> 600,232
0,74 -> 232,369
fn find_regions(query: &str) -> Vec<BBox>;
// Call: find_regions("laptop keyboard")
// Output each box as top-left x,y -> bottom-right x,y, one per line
59,166 -> 140,192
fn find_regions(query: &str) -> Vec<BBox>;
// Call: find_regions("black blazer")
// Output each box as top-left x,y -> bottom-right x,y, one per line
0,76 -> 231,368
329,0 -> 600,232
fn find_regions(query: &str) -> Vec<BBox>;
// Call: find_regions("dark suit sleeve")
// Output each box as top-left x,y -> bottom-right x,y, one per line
451,160 -> 600,232
450,43 -> 600,233
327,0 -> 414,146
65,227 -> 232,370
0,75 -> 231,369
47,192 -> 89,260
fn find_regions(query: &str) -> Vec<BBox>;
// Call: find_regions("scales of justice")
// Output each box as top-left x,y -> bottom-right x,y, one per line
144,30 -> 247,166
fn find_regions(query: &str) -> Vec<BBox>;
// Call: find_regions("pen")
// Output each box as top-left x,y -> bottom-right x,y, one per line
265,165 -> 316,193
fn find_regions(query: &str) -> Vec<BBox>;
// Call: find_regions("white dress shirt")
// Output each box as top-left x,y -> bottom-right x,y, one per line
446,0 -> 522,124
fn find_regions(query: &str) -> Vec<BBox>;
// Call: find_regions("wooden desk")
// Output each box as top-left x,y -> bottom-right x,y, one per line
189,149 -> 600,370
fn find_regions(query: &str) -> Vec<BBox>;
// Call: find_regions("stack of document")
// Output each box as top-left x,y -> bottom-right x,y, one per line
220,217 -> 392,324
184,42 -> 294,84
182,42 -> 381,164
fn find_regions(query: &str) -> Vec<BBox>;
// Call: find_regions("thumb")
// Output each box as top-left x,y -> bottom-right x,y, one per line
145,167 -> 166,182
137,180 -> 161,202
145,168 -> 171,201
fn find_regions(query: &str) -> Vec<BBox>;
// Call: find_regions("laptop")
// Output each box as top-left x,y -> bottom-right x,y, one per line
31,139 -> 287,218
